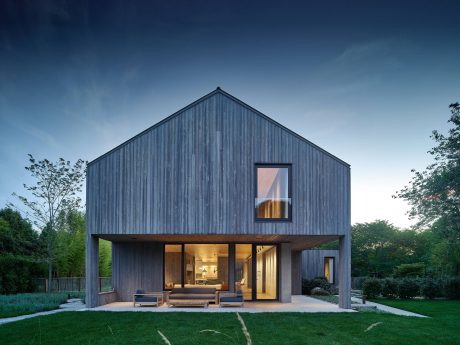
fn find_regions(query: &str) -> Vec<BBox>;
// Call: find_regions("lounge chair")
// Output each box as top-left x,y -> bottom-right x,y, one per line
133,289 -> 164,307
219,289 -> 244,307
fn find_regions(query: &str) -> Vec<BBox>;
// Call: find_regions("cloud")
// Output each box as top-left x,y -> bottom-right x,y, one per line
1,114 -> 61,149
0,95 -> 61,149
336,40 -> 392,63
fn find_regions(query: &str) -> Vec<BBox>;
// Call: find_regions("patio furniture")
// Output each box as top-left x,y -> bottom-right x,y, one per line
219,289 -> 244,307
133,289 -> 164,307
167,299 -> 209,308
167,287 -> 218,304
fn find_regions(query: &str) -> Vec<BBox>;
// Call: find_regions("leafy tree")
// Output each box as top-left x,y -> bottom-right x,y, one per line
393,262 -> 425,277
53,210 -> 87,277
0,208 -> 42,256
395,103 -> 460,275
351,220 -> 433,277
12,155 -> 86,291
395,103 -> 460,241
0,208 -> 46,293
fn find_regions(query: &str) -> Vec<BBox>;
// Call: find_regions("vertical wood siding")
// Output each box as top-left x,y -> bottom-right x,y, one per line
87,91 -> 350,237
301,249 -> 340,284
112,242 -> 163,301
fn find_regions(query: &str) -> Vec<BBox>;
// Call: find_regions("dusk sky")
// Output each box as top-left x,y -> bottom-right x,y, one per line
1,0 -> 459,228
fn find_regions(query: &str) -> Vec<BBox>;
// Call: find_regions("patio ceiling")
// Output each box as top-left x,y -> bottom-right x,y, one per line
97,234 -> 340,251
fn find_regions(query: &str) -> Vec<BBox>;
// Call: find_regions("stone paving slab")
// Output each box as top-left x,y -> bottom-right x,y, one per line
350,297 -> 428,318
89,295 -> 356,313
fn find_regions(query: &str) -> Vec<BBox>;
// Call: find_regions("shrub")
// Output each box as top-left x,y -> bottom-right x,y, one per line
397,278 -> 420,299
393,263 -> 425,278
351,276 -> 367,290
381,278 -> 398,298
311,287 -> 330,296
363,278 -> 381,299
302,276 -> 332,295
445,277 -> 460,299
421,277 -> 441,299
0,255 -> 46,294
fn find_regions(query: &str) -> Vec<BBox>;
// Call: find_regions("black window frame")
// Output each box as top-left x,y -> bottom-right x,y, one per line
163,243 -> 230,291
254,164 -> 292,222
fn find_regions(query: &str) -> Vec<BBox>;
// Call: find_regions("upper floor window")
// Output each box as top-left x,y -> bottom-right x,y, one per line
255,165 -> 291,221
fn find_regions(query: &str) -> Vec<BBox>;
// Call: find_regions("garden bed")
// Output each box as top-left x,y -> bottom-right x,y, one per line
0,292 -> 84,318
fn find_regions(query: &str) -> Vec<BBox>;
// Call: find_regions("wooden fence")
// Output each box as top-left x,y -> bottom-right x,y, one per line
33,277 -> 112,293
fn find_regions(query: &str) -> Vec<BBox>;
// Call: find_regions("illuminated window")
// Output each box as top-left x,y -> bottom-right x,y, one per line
164,245 -> 182,289
255,165 -> 291,220
324,257 -> 335,284
184,244 -> 229,290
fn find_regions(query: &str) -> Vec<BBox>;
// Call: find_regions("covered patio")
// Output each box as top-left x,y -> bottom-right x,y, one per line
88,295 -> 355,313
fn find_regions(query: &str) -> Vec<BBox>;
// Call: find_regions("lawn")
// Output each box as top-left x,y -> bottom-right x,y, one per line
0,292 -> 84,318
0,300 -> 459,344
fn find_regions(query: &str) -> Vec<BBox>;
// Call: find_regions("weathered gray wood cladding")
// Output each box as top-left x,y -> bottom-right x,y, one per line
86,89 -> 350,237
301,249 -> 339,283
112,242 -> 163,301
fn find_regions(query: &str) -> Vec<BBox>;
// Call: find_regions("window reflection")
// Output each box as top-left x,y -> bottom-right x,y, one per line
256,166 -> 290,219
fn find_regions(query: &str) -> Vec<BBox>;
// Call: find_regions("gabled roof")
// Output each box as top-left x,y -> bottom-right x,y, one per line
88,87 -> 350,167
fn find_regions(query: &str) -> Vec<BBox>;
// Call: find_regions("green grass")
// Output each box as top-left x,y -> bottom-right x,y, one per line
0,292 -> 84,318
0,300 -> 459,344
371,297 -> 458,317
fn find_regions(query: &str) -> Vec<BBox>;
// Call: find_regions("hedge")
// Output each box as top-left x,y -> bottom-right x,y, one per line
445,277 -> 460,299
397,278 -> 420,299
381,278 -> 398,298
363,277 -> 381,299
0,255 -> 46,294
361,276 -> 460,300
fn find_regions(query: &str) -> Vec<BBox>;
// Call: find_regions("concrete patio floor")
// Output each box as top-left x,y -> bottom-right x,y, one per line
88,295 -> 355,313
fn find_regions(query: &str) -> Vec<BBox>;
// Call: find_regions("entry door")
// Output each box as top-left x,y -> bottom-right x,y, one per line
255,245 -> 278,300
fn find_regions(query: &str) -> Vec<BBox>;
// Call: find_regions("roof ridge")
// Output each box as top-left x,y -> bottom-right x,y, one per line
88,87 -> 349,167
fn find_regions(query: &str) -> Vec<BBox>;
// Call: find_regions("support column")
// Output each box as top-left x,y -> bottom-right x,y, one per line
291,250 -> 302,295
338,234 -> 351,309
85,235 -> 99,308
229,244 -> 236,292
279,243 -> 292,303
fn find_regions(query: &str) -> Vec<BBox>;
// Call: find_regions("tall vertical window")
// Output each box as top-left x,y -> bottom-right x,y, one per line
324,257 -> 335,284
255,165 -> 291,220
164,245 -> 182,289
256,245 -> 277,299
235,244 -> 253,300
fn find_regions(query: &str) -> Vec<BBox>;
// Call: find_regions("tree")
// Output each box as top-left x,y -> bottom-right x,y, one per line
0,208 -> 46,293
12,155 -> 86,291
53,209 -> 87,277
351,220 -> 432,277
395,103 -> 460,234
0,207 -> 41,256
352,220 -> 400,277
395,102 -> 460,275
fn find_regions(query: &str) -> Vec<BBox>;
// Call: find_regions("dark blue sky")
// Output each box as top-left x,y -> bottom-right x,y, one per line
1,0 -> 459,227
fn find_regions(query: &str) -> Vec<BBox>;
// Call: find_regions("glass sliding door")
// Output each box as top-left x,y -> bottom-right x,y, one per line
183,244 -> 229,290
164,244 -> 182,289
235,244 -> 253,301
256,245 -> 277,300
